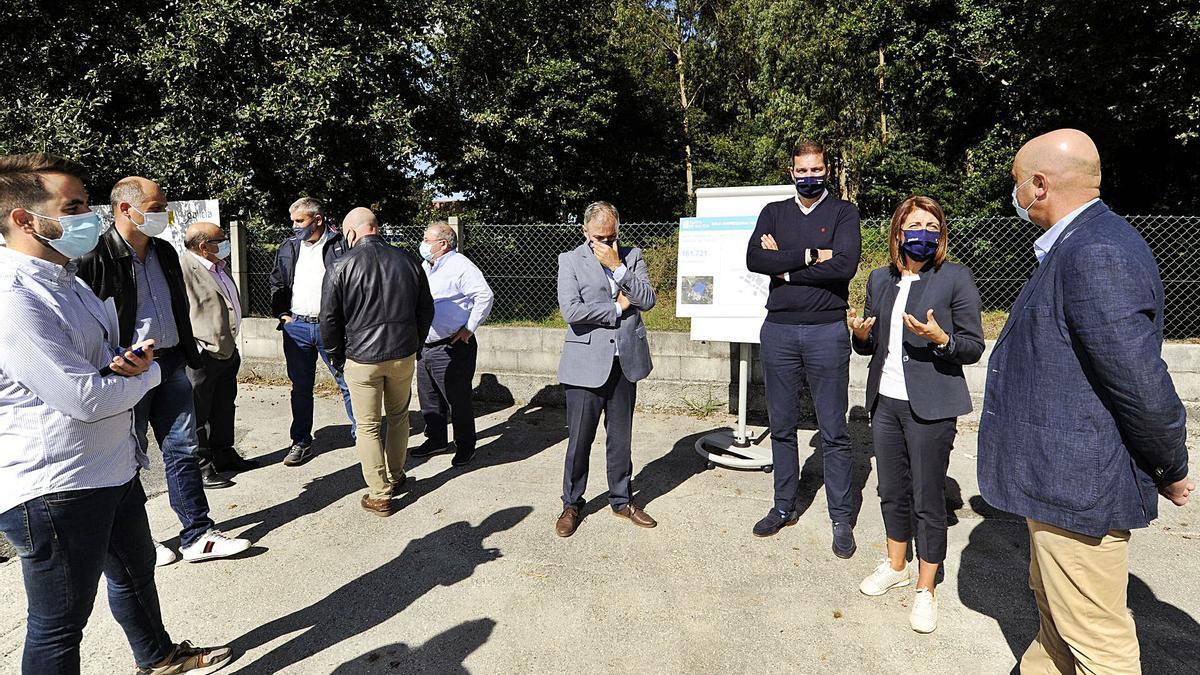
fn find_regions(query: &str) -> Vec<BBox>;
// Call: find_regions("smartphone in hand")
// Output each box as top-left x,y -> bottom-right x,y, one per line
99,346 -> 147,377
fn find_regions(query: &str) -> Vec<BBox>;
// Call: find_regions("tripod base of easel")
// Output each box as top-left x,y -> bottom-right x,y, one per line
694,430 -> 773,473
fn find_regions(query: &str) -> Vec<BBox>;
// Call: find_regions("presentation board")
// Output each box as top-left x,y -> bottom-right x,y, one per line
683,184 -> 796,343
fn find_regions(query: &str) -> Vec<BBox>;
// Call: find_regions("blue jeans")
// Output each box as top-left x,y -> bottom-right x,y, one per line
134,350 -> 214,548
0,477 -> 174,673
281,319 -> 355,445
760,319 -> 853,521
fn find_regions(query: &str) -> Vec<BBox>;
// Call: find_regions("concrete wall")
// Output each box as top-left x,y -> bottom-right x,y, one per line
237,319 -> 1200,417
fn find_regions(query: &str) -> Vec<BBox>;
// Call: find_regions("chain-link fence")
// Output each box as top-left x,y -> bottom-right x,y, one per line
242,215 -> 1200,338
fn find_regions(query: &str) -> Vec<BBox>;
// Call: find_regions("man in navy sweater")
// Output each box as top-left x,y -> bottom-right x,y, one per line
746,140 -> 862,557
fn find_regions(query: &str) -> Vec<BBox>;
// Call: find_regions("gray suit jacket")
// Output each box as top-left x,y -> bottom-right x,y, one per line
556,242 -> 656,387
180,251 -> 238,360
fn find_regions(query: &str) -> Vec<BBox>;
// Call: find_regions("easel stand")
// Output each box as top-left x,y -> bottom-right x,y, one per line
694,342 -> 773,472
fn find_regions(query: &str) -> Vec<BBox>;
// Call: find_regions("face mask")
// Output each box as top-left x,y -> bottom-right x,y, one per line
1011,176 -> 1036,223
28,210 -> 103,259
215,240 -> 231,260
900,229 -> 940,262
419,241 -> 435,261
130,206 -> 171,236
293,220 -> 321,241
794,174 -> 827,199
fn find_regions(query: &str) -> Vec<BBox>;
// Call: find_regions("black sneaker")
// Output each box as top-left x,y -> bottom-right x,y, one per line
283,442 -> 313,467
752,508 -> 799,537
451,446 -> 476,467
409,440 -> 450,458
832,521 -> 857,559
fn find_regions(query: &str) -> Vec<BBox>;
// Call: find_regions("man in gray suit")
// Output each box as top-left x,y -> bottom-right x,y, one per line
555,201 -> 658,537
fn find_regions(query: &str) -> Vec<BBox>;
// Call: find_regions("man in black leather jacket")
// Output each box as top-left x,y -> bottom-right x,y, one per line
321,207 -> 433,517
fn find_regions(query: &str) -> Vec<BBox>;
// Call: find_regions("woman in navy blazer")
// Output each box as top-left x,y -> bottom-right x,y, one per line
848,195 -> 984,634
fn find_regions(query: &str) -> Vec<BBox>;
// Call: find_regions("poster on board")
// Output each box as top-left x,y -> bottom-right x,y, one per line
683,184 -> 796,343
675,216 -> 769,318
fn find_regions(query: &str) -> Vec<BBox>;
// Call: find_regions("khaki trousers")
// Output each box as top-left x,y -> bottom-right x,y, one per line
344,355 -> 416,501
1021,518 -> 1139,675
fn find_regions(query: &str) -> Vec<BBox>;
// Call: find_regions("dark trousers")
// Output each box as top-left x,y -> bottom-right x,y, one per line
187,348 -> 241,468
417,337 -> 478,453
133,350 -> 214,548
281,319 -> 355,444
562,358 -> 636,511
0,477 -> 174,673
760,320 -> 853,521
872,395 -> 957,564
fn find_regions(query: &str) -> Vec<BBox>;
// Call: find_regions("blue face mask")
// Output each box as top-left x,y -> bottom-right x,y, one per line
215,240 -> 231,260
900,229 -> 940,262
795,174 -> 827,199
1012,176 -> 1036,223
28,210 -> 102,259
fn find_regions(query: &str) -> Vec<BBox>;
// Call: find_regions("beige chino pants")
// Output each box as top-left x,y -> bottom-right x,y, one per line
344,355 -> 416,501
1021,518 -> 1139,675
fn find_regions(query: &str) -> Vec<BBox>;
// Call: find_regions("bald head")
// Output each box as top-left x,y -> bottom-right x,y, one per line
185,221 -> 223,251
1012,129 -> 1102,229
342,207 -> 379,247
111,176 -> 167,241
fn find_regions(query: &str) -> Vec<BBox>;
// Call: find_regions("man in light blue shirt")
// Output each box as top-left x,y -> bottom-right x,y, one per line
410,221 -> 495,467
0,153 -> 231,675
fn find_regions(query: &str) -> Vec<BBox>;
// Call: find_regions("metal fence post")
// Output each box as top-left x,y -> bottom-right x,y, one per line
229,218 -> 250,316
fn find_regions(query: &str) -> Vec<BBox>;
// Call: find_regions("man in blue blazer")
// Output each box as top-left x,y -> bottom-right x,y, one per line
978,129 -> 1193,673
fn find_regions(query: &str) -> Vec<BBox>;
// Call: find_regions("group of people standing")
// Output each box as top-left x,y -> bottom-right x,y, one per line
554,130 -> 1193,672
0,125 -> 1194,675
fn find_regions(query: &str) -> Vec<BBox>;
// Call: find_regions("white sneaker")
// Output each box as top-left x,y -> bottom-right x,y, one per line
910,587 -> 938,633
180,530 -> 251,563
859,560 -> 911,596
154,542 -> 177,567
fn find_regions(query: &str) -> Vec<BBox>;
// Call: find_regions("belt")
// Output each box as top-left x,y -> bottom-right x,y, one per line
424,336 -> 455,348
292,314 -> 321,323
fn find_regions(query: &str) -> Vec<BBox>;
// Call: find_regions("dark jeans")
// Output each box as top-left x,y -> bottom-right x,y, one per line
186,348 -> 240,468
417,337 -> 478,453
134,349 -> 214,548
871,395 -> 957,564
562,358 -> 636,511
0,477 -> 174,673
281,319 -> 355,445
760,319 -> 853,521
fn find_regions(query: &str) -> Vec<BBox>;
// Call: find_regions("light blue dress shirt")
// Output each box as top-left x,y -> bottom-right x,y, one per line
423,250 -> 495,342
124,238 -> 181,349
0,247 -> 162,515
1033,198 -> 1101,263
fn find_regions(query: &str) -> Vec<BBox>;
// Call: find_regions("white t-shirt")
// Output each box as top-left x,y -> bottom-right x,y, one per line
878,275 -> 919,401
290,230 -> 331,316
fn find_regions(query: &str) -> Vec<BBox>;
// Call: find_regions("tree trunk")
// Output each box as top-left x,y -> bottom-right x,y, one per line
673,14 -> 695,208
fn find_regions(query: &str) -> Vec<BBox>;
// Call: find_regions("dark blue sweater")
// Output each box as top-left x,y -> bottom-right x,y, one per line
745,195 -> 862,324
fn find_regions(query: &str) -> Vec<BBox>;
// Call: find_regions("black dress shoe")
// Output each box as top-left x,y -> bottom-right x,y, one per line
832,521 -> 857,559
410,440 -> 451,458
201,466 -> 234,489
753,508 -> 799,537
450,446 -> 476,467
214,452 -> 260,473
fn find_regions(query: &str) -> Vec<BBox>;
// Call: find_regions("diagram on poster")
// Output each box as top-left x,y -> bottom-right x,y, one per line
675,216 -> 769,318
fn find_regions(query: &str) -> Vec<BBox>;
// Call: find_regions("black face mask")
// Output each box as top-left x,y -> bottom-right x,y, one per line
795,174 -> 827,199
293,221 -> 322,241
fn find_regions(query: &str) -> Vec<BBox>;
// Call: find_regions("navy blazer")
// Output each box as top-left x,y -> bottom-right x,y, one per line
977,201 -> 1189,537
853,261 -> 984,420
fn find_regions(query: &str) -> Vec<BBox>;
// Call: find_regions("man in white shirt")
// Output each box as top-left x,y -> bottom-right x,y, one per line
268,197 -> 356,466
0,152 -> 231,674
182,221 -> 259,483
409,221 -> 495,467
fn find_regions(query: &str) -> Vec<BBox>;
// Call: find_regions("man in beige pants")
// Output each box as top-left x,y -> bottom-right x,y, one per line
321,208 -> 433,516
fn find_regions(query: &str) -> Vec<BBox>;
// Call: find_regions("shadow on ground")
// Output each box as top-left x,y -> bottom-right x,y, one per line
331,618 -> 496,674
957,495 -> 1200,674
228,506 -> 531,673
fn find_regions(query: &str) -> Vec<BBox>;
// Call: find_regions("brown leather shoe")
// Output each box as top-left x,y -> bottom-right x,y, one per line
613,504 -> 657,528
361,494 -> 395,517
555,506 -> 581,537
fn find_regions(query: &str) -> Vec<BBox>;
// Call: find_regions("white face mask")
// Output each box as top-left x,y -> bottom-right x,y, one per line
130,205 -> 172,237
1011,176 -> 1036,223
215,240 -> 231,260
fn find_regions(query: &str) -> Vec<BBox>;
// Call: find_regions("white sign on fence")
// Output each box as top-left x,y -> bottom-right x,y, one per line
92,199 -> 221,253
